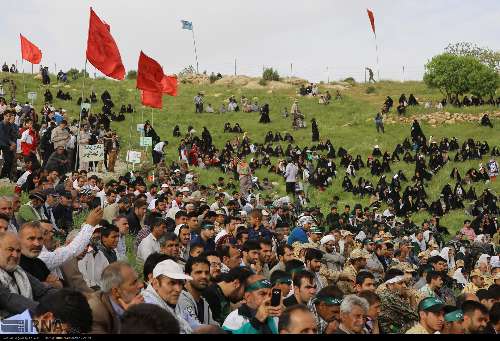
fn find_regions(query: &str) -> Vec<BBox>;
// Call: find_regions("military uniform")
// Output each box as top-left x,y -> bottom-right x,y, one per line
405,323 -> 429,334
378,288 -> 419,334
461,282 -> 482,294
337,264 -> 357,295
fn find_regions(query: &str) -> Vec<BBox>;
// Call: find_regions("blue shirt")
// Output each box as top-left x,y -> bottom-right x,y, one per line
287,227 -> 308,245
190,235 -> 215,252
0,310 -> 38,334
54,112 -> 63,124
248,225 -> 273,241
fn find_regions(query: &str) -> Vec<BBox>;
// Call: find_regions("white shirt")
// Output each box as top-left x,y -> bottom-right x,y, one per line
285,163 -> 298,182
79,250 -> 110,288
137,233 -> 160,263
153,142 -> 166,153
38,223 -> 98,272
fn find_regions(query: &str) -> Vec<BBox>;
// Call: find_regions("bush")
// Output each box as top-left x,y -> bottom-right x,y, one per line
262,68 -> 280,81
127,70 -> 137,80
258,79 -> 267,86
344,77 -> 356,84
209,73 -> 218,84
366,86 -> 376,94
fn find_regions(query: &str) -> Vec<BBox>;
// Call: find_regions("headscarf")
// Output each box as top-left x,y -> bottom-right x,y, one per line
439,247 -> 455,270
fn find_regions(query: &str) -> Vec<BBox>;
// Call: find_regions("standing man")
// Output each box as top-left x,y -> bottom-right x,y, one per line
194,92 -> 204,113
237,159 -> 252,198
375,113 -> 384,134
0,111 -> 16,180
284,158 -> 298,197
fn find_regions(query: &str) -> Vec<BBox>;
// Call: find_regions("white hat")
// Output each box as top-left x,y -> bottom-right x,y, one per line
180,187 -> 190,192
262,209 -> 269,216
320,235 -> 335,245
214,230 -> 228,244
161,184 -> 169,188
374,145 -> 379,149
174,224 -> 184,236
174,169 -> 181,173
297,216 -> 312,226
153,260 -> 193,281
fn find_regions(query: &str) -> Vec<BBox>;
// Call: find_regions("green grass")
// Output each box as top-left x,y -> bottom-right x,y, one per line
2,72 -> 500,241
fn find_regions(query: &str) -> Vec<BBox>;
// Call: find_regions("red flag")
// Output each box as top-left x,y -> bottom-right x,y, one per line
20,34 -> 42,64
86,8 -> 125,80
137,51 -> 164,93
367,9 -> 376,35
141,90 -> 163,109
161,75 -> 178,96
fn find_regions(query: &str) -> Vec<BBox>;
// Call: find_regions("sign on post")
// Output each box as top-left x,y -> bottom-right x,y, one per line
81,103 -> 91,111
126,150 -> 142,164
140,137 -> 153,147
27,92 -> 37,103
136,124 -> 145,133
81,144 -> 105,162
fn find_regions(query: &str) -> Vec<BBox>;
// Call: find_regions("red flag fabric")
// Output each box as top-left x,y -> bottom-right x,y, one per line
86,8 -> 125,80
161,75 -> 178,96
20,34 -> 42,64
367,9 -> 376,35
137,51 -> 164,93
141,90 -> 163,109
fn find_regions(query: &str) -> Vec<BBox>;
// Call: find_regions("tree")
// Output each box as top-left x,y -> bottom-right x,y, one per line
424,53 -> 498,100
126,70 -> 137,80
262,67 -> 280,81
445,42 -> 500,73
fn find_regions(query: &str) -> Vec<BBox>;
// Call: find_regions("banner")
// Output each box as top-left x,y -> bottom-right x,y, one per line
81,144 -> 104,162
140,137 -> 153,147
126,150 -> 142,164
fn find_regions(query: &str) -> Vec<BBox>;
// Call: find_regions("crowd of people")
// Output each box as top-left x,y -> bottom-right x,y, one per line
0,72 -> 498,334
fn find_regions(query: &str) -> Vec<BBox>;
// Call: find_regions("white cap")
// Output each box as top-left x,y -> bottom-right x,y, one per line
153,260 -> 193,281
180,187 -> 190,192
174,224 -> 184,236
161,184 -> 169,188
214,230 -> 228,244
298,216 -> 313,226
262,209 -> 269,216
320,235 -> 335,245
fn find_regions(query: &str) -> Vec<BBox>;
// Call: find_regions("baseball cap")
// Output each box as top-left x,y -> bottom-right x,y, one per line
470,269 -> 484,279
418,297 -> 445,313
201,223 -> 215,230
153,260 -> 193,281
215,209 -> 226,216
350,248 -> 370,260
444,309 -> 464,322
363,238 -> 374,245
320,235 -> 335,245
310,227 -> 323,234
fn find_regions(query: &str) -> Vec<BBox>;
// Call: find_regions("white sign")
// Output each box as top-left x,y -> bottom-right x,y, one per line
81,144 -> 105,162
27,92 -> 37,101
137,124 -> 144,133
126,150 -> 142,164
81,103 -> 91,111
140,137 -> 153,147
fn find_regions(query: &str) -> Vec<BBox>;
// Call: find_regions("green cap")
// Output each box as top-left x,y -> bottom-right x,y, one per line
313,295 -> 343,306
201,223 -> 215,230
245,279 -> 272,292
418,297 -> 445,312
310,227 -> 323,234
444,309 -> 464,322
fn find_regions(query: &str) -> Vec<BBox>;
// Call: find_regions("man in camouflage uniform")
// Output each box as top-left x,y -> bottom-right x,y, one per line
462,269 -> 486,294
378,268 -> 419,333
337,248 -> 370,295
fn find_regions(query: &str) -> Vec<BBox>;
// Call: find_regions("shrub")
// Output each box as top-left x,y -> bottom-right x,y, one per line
258,79 -> 267,86
262,68 -> 280,81
343,77 -> 356,84
365,86 -> 376,94
127,70 -> 137,80
209,73 -> 218,84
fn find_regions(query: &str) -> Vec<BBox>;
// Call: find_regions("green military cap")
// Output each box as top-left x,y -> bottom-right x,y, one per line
418,297 -> 445,313
310,227 -> 323,234
444,309 -> 464,322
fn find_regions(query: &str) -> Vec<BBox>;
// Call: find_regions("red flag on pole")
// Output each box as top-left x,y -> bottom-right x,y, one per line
137,51 -> 164,93
367,9 -> 376,36
162,75 -> 178,96
20,34 -> 42,64
141,90 -> 163,109
86,7 -> 125,80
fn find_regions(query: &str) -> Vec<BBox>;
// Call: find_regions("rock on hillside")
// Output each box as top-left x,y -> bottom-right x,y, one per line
384,111 -> 500,127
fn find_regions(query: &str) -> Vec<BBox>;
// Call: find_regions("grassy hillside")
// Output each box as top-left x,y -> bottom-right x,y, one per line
2,71 -> 499,238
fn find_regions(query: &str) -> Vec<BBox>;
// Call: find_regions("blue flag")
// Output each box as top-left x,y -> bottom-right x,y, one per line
181,20 -> 193,30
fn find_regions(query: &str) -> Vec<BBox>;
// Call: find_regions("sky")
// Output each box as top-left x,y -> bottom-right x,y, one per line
3,0 -> 499,82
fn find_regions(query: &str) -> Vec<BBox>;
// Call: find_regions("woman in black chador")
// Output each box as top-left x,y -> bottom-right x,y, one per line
311,118 -> 319,142
259,104 -> 271,123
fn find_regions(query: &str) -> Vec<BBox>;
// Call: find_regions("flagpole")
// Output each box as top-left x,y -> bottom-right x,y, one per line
75,59 -> 88,171
21,60 -> 26,94
191,25 -> 199,74
374,33 -> 380,82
